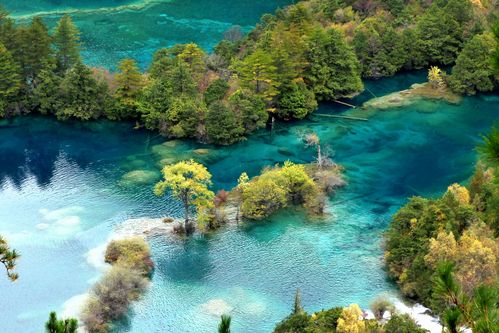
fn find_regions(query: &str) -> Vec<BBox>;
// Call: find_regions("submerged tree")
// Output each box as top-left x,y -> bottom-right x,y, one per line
0,235 -> 19,281
154,160 -> 214,233
45,312 -> 78,333
218,314 -> 231,333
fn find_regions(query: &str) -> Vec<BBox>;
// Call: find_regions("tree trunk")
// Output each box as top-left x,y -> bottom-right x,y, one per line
181,191 -> 190,233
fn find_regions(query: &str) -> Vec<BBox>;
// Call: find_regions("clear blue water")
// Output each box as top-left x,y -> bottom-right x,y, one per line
1,1 -> 499,332
5,0 -> 294,69
1,68 -> 498,332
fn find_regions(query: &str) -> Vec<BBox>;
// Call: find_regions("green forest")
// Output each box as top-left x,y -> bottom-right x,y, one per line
0,0 -> 498,146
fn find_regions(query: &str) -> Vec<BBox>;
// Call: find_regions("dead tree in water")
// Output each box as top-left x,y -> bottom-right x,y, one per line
301,131 -> 334,169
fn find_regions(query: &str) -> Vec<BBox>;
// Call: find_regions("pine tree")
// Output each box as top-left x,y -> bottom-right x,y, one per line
305,28 -> 363,101
32,64 -> 63,115
114,58 -> 144,119
53,15 -> 81,74
21,16 -> 52,83
218,314 -> 231,333
0,43 -> 20,116
233,49 -> 279,102
45,312 -> 78,333
0,235 -> 19,281
293,289 -> 304,314
58,62 -> 107,120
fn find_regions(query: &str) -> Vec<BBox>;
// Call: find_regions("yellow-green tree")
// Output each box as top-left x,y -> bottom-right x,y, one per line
114,58 -> 145,119
241,177 -> 287,219
154,160 -> 214,232
233,49 -> 280,103
425,223 -> 497,294
337,304 -> 365,333
177,43 -> 206,76
428,66 -> 445,89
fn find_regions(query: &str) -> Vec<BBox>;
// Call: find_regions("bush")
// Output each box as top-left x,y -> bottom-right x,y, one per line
384,314 -> 428,333
369,297 -> 394,320
273,313 -> 310,333
81,266 -> 149,333
104,238 -> 153,275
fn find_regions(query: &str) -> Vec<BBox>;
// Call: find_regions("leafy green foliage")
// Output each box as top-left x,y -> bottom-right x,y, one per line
385,131 -> 499,313
112,58 -> 144,119
277,79 -> 317,120
57,62 -> 108,120
45,312 -> 78,333
305,28 -> 363,100
0,0 -> 496,145
0,43 -> 20,116
204,78 -> 229,105
383,314 -> 428,333
241,161 -> 322,219
449,33 -> 497,95
433,262 -> 499,333
206,101 -> 245,145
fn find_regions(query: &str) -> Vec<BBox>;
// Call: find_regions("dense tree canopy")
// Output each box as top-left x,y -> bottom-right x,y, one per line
0,0 -> 496,146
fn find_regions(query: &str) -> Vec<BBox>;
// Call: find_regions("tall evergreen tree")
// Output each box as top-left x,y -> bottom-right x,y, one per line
0,43 -> 20,116
45,312 -> 78,333
305,28 -> 363,100
21,17 -> 52,84
449,33 -> 496,95
114,58 -> 144,119
53,15 -> 81,73
218,314 -> 231,333
58,62 -> 107,120
293,289 -> 304,315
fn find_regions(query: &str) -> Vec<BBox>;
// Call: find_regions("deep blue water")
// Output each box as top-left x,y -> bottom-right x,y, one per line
0,69 -> 498,332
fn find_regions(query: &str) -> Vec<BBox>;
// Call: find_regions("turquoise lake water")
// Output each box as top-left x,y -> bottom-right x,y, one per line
1,1 -> 499,332
4,0 -> 293,69
1,70 -> 498,332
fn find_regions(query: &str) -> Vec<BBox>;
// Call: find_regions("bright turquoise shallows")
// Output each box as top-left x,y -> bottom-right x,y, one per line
6,0 -> 294,69
1,70 -> 498,332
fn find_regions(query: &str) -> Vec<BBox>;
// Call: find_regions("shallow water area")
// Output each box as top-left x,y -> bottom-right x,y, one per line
0,68 -> 497,332
6,0 -> 293,69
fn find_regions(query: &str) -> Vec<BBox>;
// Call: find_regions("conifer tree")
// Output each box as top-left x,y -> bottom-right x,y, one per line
218,314 -> 231,333
0,43 -> 20,116
114,58 -> 144,119
45,312 -> 78,333
0,235 -> 19,281
58,62 -> 107,120
293,289 -> 304,315
53,15 -> 81,73
21,17 -> 52,83
305,28 -> 363,100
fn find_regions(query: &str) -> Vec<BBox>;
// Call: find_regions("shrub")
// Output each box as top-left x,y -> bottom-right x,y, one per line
384,314 -> 428,333
369,297 -> 394,320
104,238 -> 153,275
81,266 -> 149,333
273,313 -> 310,333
